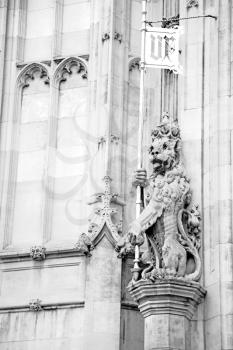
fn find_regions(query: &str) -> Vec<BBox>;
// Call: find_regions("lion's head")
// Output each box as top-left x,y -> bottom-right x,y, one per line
149,114 -> 181,174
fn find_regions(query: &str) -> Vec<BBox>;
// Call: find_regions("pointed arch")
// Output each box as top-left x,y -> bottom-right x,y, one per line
16,62 -> 50,89
3,62 -> 50,249
53,56 -> 88,85
47,56 -> 90,244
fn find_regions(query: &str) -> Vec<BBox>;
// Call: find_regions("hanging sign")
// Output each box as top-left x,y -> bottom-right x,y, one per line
145,27 -> 182,73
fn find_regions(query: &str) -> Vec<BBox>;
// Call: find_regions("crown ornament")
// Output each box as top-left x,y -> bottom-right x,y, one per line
151,113 -> 180,141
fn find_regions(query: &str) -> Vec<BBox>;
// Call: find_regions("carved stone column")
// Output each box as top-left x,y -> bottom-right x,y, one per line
128,279 -> 206,350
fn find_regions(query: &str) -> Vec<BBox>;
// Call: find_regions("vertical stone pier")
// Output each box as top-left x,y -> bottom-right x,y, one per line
128,280 -> 206,350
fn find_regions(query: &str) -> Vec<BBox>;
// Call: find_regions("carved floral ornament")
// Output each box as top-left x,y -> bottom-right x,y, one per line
29,299 -> 42,311
30,246 -> 46,261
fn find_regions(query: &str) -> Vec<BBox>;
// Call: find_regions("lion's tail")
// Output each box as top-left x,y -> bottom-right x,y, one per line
177,209 -> 202,281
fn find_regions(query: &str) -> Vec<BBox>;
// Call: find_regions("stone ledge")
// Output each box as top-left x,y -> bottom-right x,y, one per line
128,279 -> 206,320
121,300 -> 139,310
0,301 -> 85,314
0,248 -> 86,263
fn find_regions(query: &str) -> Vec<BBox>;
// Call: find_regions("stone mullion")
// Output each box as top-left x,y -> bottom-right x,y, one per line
0,0 -> 27,249
109,0 -> 130,195
0,1 -> 8,113
41,0 -> 64,245
82,1 -> 124,349
161,0 -> 179,121
216,0 -> 233,348
52,0 -> 63,58
41,76 -> 57,245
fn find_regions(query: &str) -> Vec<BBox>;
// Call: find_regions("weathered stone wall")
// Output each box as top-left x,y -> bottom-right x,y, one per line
0,0 -> 232,349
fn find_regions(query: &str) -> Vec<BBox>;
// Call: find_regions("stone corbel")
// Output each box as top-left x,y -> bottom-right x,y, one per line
110,134 -> 120,144
30,246 -> 46,261
128,279 -> 206,349
97,136 -> 106,149
74,233 -> 94,256
29,299 -> 42,311
102,32 -> 110,42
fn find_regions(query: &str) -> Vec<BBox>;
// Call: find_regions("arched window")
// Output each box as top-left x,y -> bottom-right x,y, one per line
49,57 -> 89,243
8,64 -> 50,247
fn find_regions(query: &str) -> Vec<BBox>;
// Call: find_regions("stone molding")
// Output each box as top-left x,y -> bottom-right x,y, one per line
0,247 -> 86,263
128,279 -> 206,320
0,301 -> 85,314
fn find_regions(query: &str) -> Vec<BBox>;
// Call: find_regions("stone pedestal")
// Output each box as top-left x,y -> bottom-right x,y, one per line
128,279 -> 206,350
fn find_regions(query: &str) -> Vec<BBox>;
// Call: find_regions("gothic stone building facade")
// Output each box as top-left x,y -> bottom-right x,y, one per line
0,0 -> 231,350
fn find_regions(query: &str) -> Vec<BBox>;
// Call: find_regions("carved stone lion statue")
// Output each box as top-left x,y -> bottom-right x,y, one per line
116,114 -> 202,282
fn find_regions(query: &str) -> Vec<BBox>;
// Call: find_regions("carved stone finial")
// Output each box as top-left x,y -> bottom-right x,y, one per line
30,246 -> 46,261
74,233 -> 94,256
29,299 -> 42,311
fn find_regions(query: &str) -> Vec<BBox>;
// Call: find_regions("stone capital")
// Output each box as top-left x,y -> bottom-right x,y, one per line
128,279 -> 206,350
128,279 -> 206,320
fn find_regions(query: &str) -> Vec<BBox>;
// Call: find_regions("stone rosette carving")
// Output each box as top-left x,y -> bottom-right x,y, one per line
119,114 -> 202,282
30,246 -> 46,261
74,233 -> 94,256
29,299 -> 42,311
